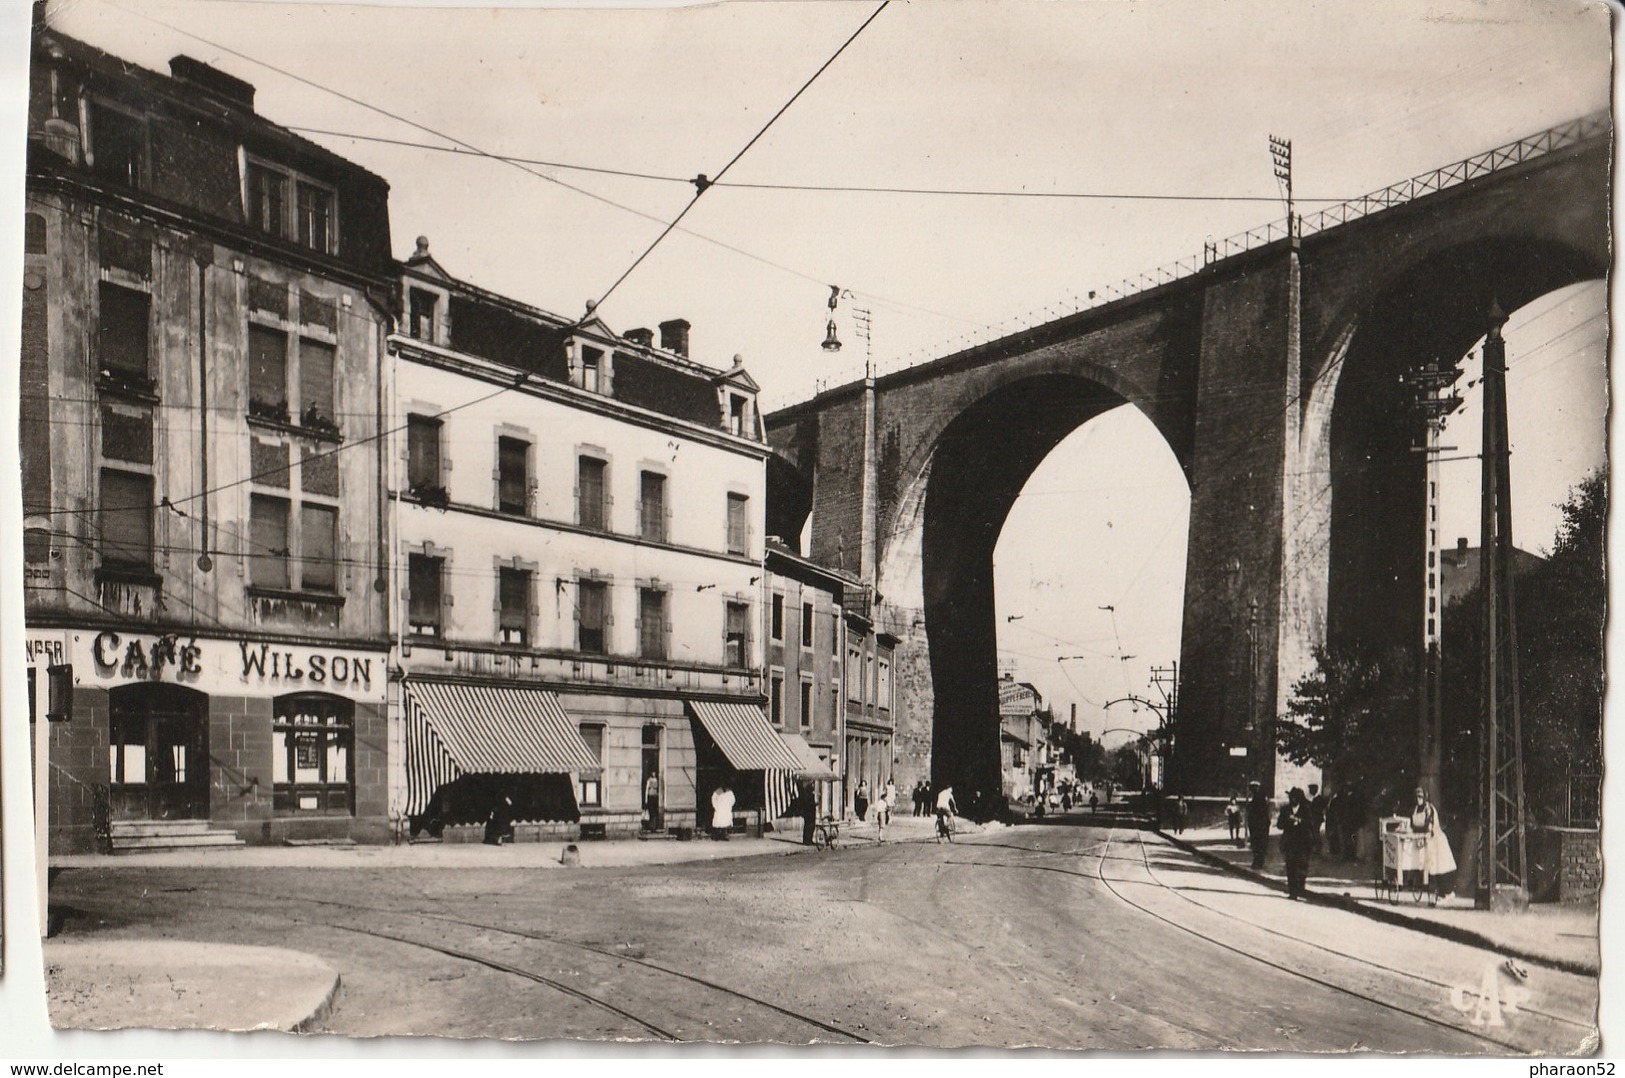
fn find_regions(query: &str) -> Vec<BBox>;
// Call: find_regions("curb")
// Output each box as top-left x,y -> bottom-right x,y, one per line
289,973 -> 343,1034
1154,828 -> 1598,978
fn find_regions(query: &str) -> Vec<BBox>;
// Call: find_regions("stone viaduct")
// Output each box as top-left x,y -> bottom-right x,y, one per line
764,113 -> 1610,806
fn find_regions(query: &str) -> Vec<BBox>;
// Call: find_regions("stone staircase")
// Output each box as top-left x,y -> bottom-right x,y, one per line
110,819 -> 245,854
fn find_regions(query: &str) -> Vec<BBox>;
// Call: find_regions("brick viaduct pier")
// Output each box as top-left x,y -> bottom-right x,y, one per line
764,113 -> 1609,804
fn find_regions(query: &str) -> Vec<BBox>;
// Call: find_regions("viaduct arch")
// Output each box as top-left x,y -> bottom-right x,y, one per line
765,114 -> 1610,803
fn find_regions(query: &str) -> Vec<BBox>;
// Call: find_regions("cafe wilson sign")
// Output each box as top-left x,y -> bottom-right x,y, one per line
70,632 -> 385,703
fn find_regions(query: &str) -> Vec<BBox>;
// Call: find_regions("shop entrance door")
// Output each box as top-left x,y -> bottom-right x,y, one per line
108,684 -> 209,820
640,724 -> 663,832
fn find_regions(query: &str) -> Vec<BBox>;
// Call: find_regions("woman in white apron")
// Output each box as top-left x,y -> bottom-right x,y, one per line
1409,787 -> 1457,894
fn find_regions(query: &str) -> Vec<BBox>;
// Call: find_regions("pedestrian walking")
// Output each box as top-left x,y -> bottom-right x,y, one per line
1174,795 -> 1189,835
483,794 -> 515,846
643,773 -> 661,832
1225,796 -> 1242,846
883,778 -> 897,827
794,783 -> 817,846
854,780 -> 870,822
1089,790 -> 1099,814
1278,787 -> 1313,899
1246,781 -> 1271,870
915,780 -> 929,816
874,788 -> 890,841
710,783 -> 735,840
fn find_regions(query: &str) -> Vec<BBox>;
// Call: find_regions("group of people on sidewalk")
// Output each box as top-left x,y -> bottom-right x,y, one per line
1222,781 -> 1456,901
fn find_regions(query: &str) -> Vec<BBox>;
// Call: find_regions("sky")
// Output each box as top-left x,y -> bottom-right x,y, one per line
17,0 -> 1616,739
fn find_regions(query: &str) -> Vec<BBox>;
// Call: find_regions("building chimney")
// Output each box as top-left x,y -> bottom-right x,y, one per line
169,56 -> 257,110
625,327 -> 654,348
658,318 -> 691,357
1457,536 -> 1469,558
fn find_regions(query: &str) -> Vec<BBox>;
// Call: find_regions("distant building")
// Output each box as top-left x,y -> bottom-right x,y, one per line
997,675 -> 1047,803
389,243 -> 789,842
22,25 -> 395,852
1438,536 -> 1546,608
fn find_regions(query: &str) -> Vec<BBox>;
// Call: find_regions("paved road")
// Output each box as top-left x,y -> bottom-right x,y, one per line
49,816 -> 1599,1050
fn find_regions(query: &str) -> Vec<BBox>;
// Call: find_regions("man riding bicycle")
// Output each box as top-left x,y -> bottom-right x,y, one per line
935,786 -> 958,839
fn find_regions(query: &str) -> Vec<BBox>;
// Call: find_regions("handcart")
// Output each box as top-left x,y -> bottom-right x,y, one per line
1377,816 -> 1435,905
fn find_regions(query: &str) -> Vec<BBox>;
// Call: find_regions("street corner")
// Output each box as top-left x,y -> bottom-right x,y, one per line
44,940 -> 340,1033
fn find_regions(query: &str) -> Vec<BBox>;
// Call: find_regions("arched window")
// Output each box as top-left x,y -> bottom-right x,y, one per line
272,693 -> 354,815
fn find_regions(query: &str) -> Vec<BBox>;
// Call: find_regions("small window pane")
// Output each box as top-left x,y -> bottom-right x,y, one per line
247,164 -> 286,236
297,182 -> 334,253
301,504 -> 337,591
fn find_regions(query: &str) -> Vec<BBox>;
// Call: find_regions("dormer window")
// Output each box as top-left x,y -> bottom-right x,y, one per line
728,394 -> 748,437
87,101 -> 147,190
408,287 -> 439,342
244,155 -> 338,255
572,342 -> 612,395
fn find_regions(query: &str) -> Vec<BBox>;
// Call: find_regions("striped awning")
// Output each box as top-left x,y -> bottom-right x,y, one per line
404,681 -> 599,816
686,699 -> 806,771
778,731 -> 838,781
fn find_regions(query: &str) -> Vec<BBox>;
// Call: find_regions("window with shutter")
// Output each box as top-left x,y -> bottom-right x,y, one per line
98,469 -> 152,569
98,283 -> 151,381
639,471 -> 666,542
408,554 -> 443,636
248,324 -> 288,420
406,415 -> 442,495
639,588 -> 667,660
498,437 -> 528,515
298,338 -> 336,430
726,493 -> 749,555
578,456 -> 607,530
801,602 -> 815,650
499,568 -> 531,645
771,593 -> 784,641
578,580 -> 608,654
725,601 -> 749,668
250,494 -> 291,589
300,504 -> 337,591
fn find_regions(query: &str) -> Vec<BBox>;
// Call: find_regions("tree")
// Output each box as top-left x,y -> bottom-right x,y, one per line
1441,467 -> 1605,826
1276,641 -> 1416,806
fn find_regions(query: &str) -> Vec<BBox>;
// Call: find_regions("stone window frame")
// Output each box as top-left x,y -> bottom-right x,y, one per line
566,336 -> 615,397
400,398 -> 450,501
633,577 -> 673,662
574,569 -> 615,656
404,280 -> 450,346
723,592 -> 752,670
575,444 -> 612,532
403,539 -> 453,640
769,666 -> 786,728
799,672 -> 815,733
635,461 -> 671,544
492,423 -> 536,517
576,723 -> 606,807
769,590 -> 785,644
724,489 -> 751,557
493,554 -> 539,648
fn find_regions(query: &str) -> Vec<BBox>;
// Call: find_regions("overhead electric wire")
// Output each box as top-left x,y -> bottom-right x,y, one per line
95,0 -> 960,328
590,0 -> 890,310
287,126 -> 1360,204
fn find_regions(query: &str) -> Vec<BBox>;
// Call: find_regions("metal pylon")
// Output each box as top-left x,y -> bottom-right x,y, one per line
1477,301 -> 1528,908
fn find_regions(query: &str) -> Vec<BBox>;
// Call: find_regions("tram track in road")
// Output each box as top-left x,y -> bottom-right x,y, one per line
1120,829 -> 1597,1037
1088,825 -> 1536,1053
167,882 -> 874,1044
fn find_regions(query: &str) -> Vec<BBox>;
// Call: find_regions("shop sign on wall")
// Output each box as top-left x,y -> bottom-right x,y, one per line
70,632 -> 385,702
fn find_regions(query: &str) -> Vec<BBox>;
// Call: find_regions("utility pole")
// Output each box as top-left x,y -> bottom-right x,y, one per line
1477,301 -> 1528,911
1400,357 -> 1462,802
1247,598 -> 1260,786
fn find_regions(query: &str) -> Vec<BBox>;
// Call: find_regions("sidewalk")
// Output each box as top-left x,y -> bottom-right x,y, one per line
45,940 -> 340,1032
49,812 -> 994,871
1159,823 -> 1600,976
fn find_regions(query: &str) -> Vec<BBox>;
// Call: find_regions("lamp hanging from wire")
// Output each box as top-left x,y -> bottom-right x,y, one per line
822,284 -> 843,352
